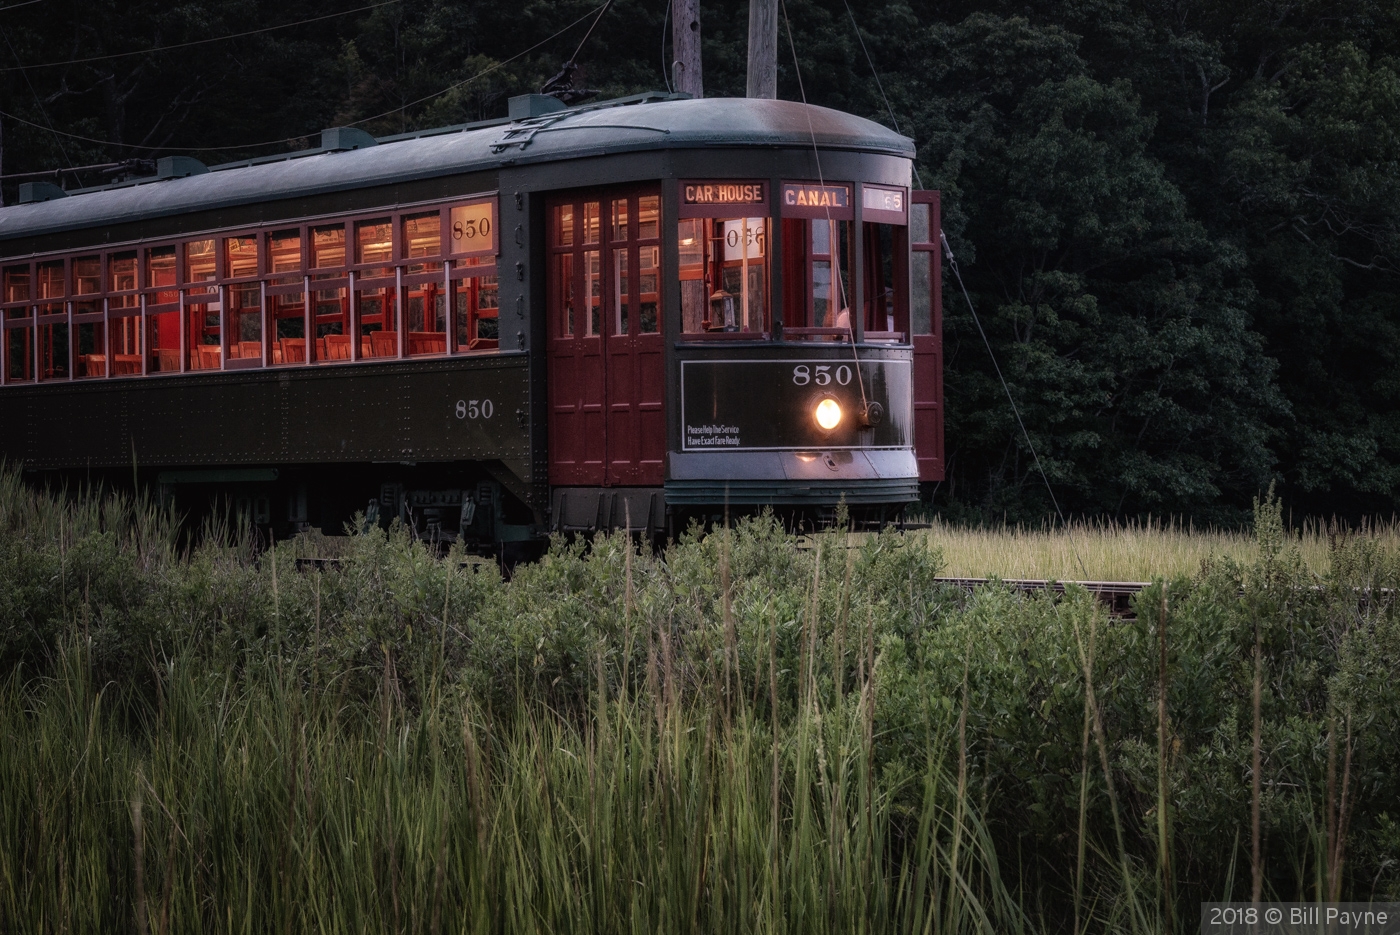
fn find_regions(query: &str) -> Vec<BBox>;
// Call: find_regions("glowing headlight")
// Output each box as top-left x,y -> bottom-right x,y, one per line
814,398 -> 842,431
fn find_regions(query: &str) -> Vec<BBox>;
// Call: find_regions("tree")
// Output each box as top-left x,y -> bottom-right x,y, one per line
899,13 -> 1284,520
4,0 -> 1400,521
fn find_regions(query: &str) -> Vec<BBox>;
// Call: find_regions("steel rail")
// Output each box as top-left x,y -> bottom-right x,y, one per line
932,577 -> 1150,618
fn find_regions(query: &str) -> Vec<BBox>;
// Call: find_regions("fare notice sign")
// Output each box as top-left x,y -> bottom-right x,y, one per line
679,180 -> 767,217
680,358 -> 911,451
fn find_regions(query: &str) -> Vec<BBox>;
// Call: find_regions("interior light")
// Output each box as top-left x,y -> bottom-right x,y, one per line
814,398 -> 842,431
679,237 -> 695,246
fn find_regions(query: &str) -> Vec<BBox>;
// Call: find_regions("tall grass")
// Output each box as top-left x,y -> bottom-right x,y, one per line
924,514 -> 1400,580
0,619 -> 1017,933
1,471 -> 1398,932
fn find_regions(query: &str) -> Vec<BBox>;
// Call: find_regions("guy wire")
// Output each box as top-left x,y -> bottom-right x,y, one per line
0,3 -> 608,154
942,231 -> 1089,579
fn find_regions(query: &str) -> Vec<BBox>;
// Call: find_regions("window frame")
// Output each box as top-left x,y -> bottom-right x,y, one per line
675,179 -> 773,341
1,262 -> 34,384
777,180 -> 855,343
71,255 -> 106,380
33,258 -> 69,382
264,226 -> 309,368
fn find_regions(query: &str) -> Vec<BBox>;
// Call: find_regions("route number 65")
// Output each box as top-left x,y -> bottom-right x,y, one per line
792,364 -> 852,386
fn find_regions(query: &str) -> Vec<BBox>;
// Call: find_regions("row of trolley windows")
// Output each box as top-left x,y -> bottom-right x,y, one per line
1,201 -> 499,383
545,187 -> 917,342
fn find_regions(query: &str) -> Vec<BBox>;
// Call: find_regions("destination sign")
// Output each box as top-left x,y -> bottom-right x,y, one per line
780,182 -> 854,220
862,185 -> 908,224
679,180 -> 767,217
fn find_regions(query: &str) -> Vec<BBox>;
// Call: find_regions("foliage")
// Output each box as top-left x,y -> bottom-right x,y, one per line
2,475 -> 1399,930
3,0 -> 1400,519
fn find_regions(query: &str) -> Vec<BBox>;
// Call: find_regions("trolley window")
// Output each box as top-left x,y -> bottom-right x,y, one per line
403,211 -> 448,355
777,181 -> 853,342
72,256 -> 101,296
269,231 -> 302,284
34,260 -> 67,381
37,260 -> 64,301
308,224 -> 348,362
73,256 -> 104,379
312,224 -> 346,274
186,239 -> 217,289
267,230 -> 306,365
2,262 -> 32,382
144,246 -> 179,373
109,253 -> 137,298
225,236 -> 259,279
355,219 -> 393,276
451,255 -> 498,352
227,282 -> 262,365
5,323 -> 32,383
3,265 -> 30,306
186,289 -> 221,371
860,184 -> 909,342
107,252 -> 140,376
404,212 -> 442,269
677,179 -> 771,337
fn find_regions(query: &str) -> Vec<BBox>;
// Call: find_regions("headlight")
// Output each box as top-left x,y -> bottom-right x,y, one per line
814,398 -> 842,431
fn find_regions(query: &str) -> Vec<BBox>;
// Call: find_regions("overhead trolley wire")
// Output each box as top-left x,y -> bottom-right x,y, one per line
0,0 -> 400,72
840,0 -> 922,189
343,3 -> 606,129
658,0 -> 672,93
0,26 -> 73,168
779,0 -> 871,422
564,0 -> 615,67
0,3 -> 607,154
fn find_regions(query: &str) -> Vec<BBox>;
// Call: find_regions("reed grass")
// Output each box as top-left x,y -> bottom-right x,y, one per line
0,637 -> 1022,934
1,470 -> 1398,932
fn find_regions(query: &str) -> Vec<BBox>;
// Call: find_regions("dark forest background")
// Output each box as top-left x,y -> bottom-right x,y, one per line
1,0 -> 1396,524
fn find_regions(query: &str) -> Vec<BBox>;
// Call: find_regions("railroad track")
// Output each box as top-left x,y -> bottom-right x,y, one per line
932,578 -> 1150,618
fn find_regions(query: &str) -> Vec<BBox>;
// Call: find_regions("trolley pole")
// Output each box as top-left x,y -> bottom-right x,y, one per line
672,0 -> 703,98
746,0 -> 778,99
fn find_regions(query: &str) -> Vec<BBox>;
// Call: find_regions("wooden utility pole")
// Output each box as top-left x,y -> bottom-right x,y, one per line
672,0 -> 703,98
747,0 -> 778,99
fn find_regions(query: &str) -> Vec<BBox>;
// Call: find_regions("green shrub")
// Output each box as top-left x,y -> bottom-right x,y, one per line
0,470 -> 1396,932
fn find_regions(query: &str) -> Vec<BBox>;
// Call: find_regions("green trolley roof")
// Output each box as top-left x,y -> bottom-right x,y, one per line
0,96 -> 914,244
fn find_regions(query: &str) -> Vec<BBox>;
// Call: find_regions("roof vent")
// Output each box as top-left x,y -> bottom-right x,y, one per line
17,181 -> 67,204
156,155 -> 208,179
509,94 -> 567,120
320,127 -> 378,152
